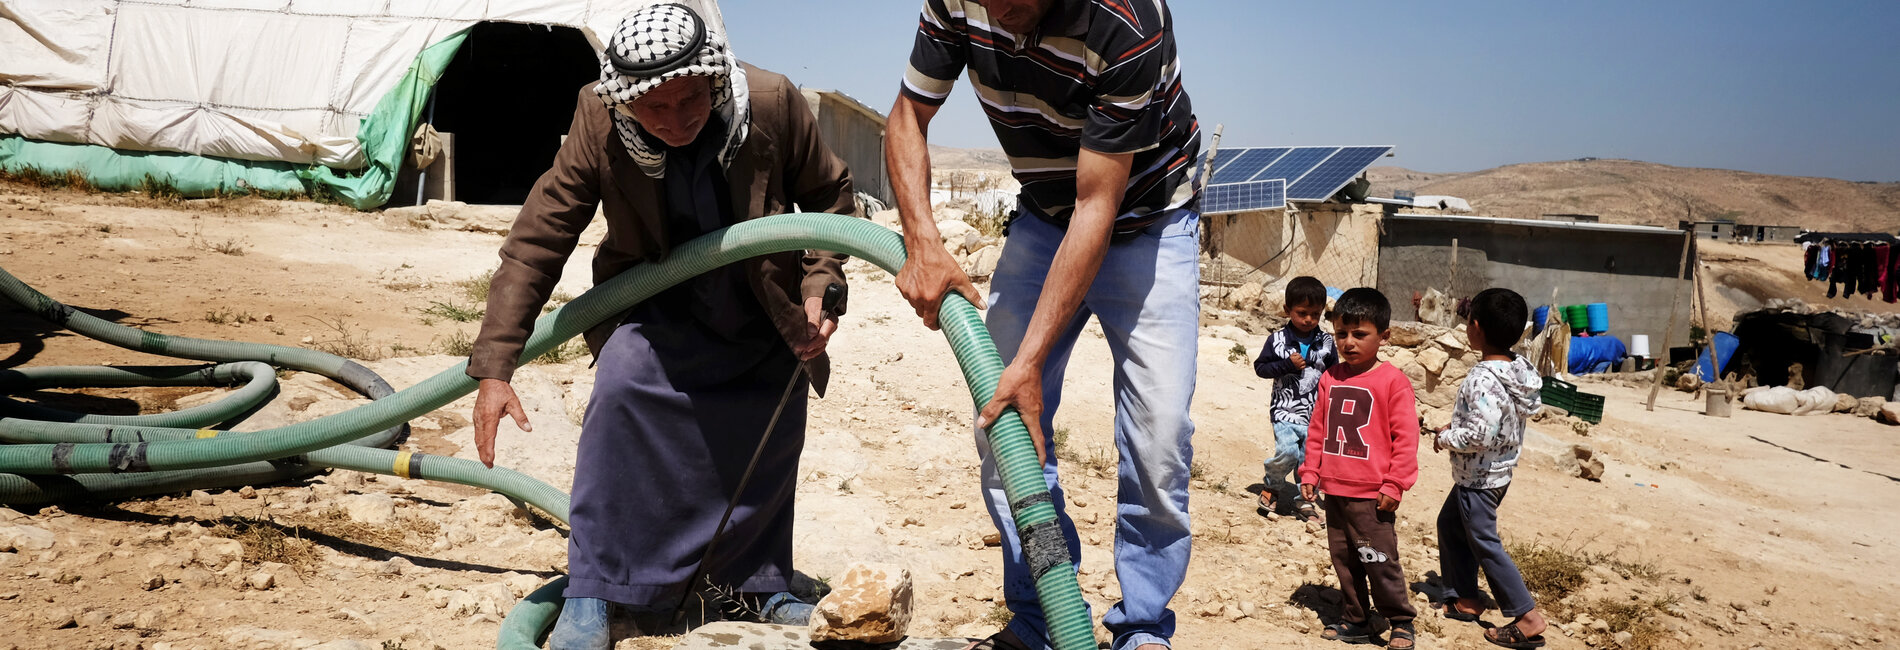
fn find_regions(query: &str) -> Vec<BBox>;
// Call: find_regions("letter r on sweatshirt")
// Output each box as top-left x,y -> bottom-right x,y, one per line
1324,385 -> 1373,460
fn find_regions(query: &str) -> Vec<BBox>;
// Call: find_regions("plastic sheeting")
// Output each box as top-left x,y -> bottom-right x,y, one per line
0,0 -> 724,206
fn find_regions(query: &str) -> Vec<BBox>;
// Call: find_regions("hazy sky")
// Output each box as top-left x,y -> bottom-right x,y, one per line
721,1 -> 1899,182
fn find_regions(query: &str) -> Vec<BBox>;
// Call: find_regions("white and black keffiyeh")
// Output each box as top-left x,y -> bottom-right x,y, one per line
595,3 -> 750,179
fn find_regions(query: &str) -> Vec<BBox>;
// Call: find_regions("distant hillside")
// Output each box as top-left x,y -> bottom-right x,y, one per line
1366,159 -> 1900,232
928,145 -> 1012,172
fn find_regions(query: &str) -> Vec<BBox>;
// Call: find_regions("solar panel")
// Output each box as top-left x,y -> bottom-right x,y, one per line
1252,147 -> 1338,184
1201,179 -> 1285,214
1209,147 -> 1289,184
1199,144 -> 1393,209
1286,146 -> 1393,200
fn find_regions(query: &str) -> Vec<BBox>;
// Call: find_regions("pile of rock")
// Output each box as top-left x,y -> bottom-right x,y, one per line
933,216 -> 1003,281
1377,321 -> 1482,432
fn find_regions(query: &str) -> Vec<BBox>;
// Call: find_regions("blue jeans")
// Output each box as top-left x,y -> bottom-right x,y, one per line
1261,421 -> 1308,505
977,208 -> 1199,650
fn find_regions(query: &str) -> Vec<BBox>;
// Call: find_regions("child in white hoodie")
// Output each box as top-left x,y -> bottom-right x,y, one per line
1432,288 -> 1549,649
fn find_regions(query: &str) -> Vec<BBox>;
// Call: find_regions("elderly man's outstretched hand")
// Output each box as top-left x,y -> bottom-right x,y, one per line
473,378 -> 532,469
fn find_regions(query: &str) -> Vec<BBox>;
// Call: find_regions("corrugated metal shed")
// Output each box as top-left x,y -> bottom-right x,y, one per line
801,88 -> 894,207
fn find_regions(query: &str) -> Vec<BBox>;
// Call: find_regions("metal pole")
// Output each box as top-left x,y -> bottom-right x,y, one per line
1646,232 -> 1696,411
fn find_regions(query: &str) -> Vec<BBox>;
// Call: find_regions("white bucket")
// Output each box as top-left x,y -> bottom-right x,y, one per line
1629,334 -> 1652,358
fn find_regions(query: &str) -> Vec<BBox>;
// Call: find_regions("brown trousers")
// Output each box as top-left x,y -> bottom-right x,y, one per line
1324,495 -> 1417,624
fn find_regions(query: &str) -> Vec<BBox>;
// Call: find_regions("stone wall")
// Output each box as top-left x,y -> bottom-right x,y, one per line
1377,215 -> 1692,354
1203,202 -> 1384,293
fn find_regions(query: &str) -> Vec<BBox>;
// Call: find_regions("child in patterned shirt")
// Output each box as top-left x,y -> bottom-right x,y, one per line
1432,288 -> 1549,649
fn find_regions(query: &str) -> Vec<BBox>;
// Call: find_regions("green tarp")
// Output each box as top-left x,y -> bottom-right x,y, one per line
0,30 -> 469,210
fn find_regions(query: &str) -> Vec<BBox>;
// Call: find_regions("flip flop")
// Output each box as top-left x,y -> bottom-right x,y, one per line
1484,621 -> 1547,649
1441,600 -> 1483,622
1257,491 -> 1279,516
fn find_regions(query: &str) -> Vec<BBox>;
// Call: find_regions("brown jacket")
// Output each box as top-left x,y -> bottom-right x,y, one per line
467,65 -> 858,392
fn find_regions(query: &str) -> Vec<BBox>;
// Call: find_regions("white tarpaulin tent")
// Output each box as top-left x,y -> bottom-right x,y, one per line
0,0 -> 723,207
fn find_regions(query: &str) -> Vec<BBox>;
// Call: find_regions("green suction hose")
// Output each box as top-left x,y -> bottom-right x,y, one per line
0,213 -> 1092,650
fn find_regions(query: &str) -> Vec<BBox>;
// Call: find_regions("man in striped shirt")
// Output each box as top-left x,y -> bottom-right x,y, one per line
885,2 -> 1201,649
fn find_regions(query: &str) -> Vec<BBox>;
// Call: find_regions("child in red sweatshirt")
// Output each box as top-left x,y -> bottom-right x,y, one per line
1299,288 -> 1420,649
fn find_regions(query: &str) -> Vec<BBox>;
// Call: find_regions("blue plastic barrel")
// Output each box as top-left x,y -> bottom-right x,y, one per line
1585,303 -> 1610,334
1694,332 -> 1741,382
1568,335 -> 1628,375
1532,306 -> 1552,335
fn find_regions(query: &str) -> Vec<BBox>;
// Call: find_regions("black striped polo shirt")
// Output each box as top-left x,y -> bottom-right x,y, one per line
902,0 -> 1202,234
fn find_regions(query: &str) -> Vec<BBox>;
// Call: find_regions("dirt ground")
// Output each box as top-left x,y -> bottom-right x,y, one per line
2,183 -> 1897,649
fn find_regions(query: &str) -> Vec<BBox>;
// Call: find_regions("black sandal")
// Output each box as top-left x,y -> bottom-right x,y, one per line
1442,599 -> 1483,622
1321,620 -> 1371,644
1485,621 -> 1547,649
1388,622 -> 1416,650
1257,491 -> 1279,516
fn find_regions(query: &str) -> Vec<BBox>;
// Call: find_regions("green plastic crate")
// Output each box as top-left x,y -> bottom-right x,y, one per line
1541,377 -> 1604,424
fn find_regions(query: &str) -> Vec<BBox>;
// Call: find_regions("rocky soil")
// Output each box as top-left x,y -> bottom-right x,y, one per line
2,182 -> 1897,649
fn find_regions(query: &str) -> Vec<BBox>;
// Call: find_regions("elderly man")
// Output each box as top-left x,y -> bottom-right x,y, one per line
885,1 -> 1201,649
464,4 -> 858,648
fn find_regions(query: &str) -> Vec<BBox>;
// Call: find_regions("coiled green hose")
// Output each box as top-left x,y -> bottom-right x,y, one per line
0,214 -> 1091,650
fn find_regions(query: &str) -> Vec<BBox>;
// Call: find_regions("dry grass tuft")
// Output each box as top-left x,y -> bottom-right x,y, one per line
208,517 -> 324,574
1508,540 -> 1591,605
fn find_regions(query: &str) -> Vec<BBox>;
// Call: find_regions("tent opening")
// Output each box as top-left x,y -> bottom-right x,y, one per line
428,22 -> 600,205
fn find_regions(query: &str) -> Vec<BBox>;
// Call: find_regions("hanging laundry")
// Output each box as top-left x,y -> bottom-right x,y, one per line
1863,243 -> 1882,299
1879,243 -> 1896,304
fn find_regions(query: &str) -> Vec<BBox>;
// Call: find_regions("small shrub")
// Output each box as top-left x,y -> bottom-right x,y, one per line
421,300 -> 483,323
138,174 -> 185,202
309,317 -> 385,361
532,340 -> 587,365
456,271 -> 494,303
984,603 -> 1013,627
204,308 -> 256,325
1508,541 -> 1591,606
434,331 -> 475,358
1228,342 -> 1249,363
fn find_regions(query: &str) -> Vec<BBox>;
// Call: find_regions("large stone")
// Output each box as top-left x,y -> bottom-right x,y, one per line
1417,347 -> 1450,375
339,494 -> 395,525
1441,357 -> 1472,383
1387,322 -> 1435,348
936,219 -> 976,252
963,245 -> 1002,280
1880,402 -> 1900,426
467,581 -> 517,615
673,622 -> 967,650
1437,330 -> 1469,352
1224,282 -> 1264,312
1420,406 -> 1453,432
0,525 -> 56,552
1835,394 -> 1859,413
453,493 -> 529,529
1855,396 -> 1888,418
810,563 -> 914,645
194,539 -> 244,568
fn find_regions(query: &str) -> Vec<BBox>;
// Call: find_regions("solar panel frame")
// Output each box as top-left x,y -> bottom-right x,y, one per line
1208,147 -> 1290,185
1201,179 -> 1285,214
1285,146 -> 1393,201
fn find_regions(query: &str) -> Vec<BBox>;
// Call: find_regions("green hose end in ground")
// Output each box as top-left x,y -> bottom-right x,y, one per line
497,576 -> 569,649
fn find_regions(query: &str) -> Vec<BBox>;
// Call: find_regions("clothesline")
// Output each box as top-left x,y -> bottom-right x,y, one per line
1803,239 -> 1899,303
1794,232 -> 1898,245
